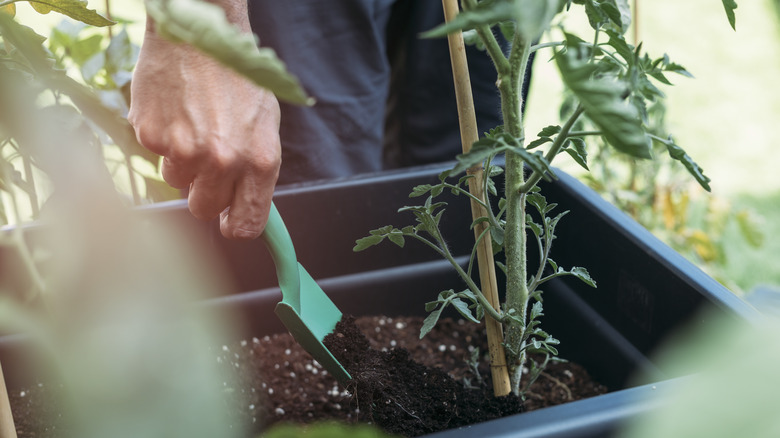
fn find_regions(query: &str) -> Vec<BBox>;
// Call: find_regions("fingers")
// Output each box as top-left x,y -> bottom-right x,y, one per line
160,156 -> 196,189
188,171 -> 235,221
219,181 -> 269,241
218,156 -> 279,240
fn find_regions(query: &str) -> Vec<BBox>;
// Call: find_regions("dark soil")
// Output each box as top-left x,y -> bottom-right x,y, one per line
323,316 -> 523,436
10,315 -> 608,437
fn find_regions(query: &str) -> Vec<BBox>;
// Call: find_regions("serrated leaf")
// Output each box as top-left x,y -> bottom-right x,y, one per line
722,0 -> 737,30
530,300 -> 544,320
547,258 -> 559,271
420,306 -> 444,339
410,184 -> 433,198
582,0 -> 608,30
538,125 -> 562,137
605,29 -> 633,63
526,192 -> 547,213
570,266 -> 597,287
28,0 -> 113,26
451,297 -> 481,323
556,35 -> 652,159
353,234 -> 385,252
611,0 -> 632,33
422,0 -> 559,43
527,136 -> 553,150
146,0 -> 311,105
421,1 -> 515,39
564,137 -> 589,170
526,215 -> 542,237
654,135 -> 711,191
387,232 -> 405,248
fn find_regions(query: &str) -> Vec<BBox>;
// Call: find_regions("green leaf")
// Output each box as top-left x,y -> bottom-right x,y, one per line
538,125 -> 562,137
605,29 -> 633,63
526,192 -> 547,213
105,28 -> 138,75
387,232 -> 405,248
526,215 -> 542,237
420,305 -> 445,339
526,136 -> 552,150
599,0 -> 631,34
69,34 -> 103,66
530,300 -> 544,320
564,137 -> 589,170
353,232 -> 387,252
410,184 -> 433,198
735,210 -> 764,248
421,1 -> 514,39
570,266 -> 597,287
653,135 -> 711,191
556,35 -> 652,159
146,0 -> 312,105
27,0 -> 113,26
451,297 -> 481,323
2,4 -> 16,17
421,0 -> 560,42
721,0 -> 737,30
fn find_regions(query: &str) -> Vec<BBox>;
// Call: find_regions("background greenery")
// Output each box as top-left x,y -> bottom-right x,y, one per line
525,0 -> 780,294
13,0 -> 780,294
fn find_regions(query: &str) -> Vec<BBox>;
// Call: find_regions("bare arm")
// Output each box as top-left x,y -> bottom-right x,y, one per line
129,0 -> 281,240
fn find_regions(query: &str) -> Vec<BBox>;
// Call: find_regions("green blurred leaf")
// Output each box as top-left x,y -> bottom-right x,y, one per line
105,28 -> 138,76
26,0 -> 113,26
146,0 -> 312,105
722,0 -> 738,30
1,4 -> 16,17
262,422 -> 393,438
735,210 -> 764,248
556,35 -> 651,159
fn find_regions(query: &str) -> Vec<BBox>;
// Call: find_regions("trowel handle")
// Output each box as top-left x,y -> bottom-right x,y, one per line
260,203 -> 301,309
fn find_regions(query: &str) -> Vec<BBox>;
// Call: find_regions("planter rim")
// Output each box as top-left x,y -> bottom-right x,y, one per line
138,163 -> 760,322
424,378 -> 684,438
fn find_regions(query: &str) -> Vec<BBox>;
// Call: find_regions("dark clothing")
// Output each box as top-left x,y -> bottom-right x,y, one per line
249,1 -> 516,186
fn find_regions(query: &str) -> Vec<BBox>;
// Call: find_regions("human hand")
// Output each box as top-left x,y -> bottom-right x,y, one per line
129,28 -> 281,240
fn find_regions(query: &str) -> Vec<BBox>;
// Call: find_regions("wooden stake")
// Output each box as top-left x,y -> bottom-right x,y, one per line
441,0 -> 512,397
0,362 -> 17,438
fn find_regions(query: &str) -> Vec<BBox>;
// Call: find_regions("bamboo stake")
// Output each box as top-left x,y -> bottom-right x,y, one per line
441,0 -> 512,397
0,362 -> 17,438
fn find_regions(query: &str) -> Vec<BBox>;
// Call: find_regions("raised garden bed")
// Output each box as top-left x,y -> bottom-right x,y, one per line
0,163 -> 759,437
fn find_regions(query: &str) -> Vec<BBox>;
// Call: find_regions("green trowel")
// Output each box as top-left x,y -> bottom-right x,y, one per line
260,203 -> 351,383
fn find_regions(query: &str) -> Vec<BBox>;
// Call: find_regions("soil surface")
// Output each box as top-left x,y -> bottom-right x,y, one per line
10,315 -> 607,437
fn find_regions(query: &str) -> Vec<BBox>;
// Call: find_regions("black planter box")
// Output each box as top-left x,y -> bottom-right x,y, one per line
0,162 -> 759,437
